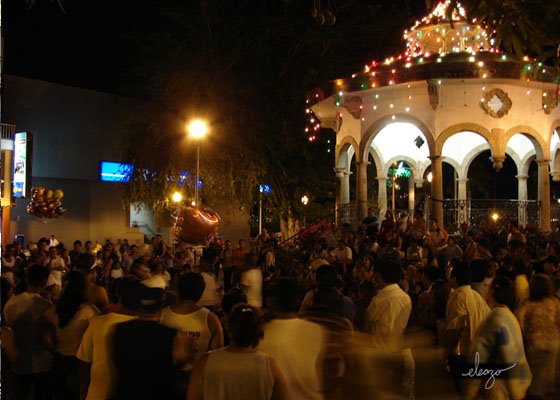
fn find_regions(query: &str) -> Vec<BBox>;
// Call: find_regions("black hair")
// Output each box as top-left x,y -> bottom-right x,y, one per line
221,287 -> 247,315
374,256 -> 403,284
529,273 -> 552,301
495,267 -> 515,281
531,261 -> 545,274
177,273 -> 205,302
75,253 -> 96,273
137,285 -> 165,312
542,256 -> 559,269
27,264 -> 50,288
470,259 -> 489,283
118,277 -> 141,310
547,241 -> 560,254
491,276 -> 516,310
56,271 -> 87,328
512,259 -> 527,276
422,267 -> 440,284
266,277 -> 301,313
73,240 -> 82,247
228,304 -> 264,348
358,280 -> 375,299
130,258 -> 148,273
311,286 -> 344,316
316,265 -> 338,288
450,260 -> 471,286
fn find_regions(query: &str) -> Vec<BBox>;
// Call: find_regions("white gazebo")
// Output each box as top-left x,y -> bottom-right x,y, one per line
308,1 -> 560,231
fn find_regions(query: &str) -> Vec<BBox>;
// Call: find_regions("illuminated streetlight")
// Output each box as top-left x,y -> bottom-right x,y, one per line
187,119 -> 208,139
187,119 -> 208,206
171,191 -> 183,203
491,212 -> 499,222
301,195 -> 309,227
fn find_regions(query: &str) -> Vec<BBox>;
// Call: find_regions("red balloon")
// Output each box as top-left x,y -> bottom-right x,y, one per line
173,206 -> 220,245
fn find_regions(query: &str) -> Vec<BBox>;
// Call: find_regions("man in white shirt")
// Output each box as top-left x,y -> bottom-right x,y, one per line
445,260 -> 490,391
49,235 -> 60,248
364,257 -> 411,352
446,261 -> 490,357
240,261 -> 263,309
77,278 -> 139,400
259,277 -> 324,400
332,241 -> 353,274
4,264 -> 54,400
364,257 -> 414,398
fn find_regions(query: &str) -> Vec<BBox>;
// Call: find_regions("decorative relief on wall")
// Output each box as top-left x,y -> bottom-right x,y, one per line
542,89 -> 558,115
479,88 -> 512,118
341,95 -> 362,119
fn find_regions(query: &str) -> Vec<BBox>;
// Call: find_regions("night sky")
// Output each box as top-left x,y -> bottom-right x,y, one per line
3,0 -> 154,92
3,0 -> 427,93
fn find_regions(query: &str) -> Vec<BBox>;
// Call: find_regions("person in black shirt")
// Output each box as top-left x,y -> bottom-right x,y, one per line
113,284 -> 188,400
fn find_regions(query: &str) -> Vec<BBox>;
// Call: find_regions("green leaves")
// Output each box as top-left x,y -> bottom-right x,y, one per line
430,0 -> 560,65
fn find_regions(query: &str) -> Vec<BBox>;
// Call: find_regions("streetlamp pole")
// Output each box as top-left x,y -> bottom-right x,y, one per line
195,144 -> 200,206
258,191 -> 263,236
187,119 -> 208,207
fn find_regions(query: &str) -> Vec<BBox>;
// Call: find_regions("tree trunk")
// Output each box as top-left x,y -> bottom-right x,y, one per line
279,209 -> 300,242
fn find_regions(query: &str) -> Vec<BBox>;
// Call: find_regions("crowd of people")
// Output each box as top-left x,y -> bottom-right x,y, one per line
1,210 -> 560,400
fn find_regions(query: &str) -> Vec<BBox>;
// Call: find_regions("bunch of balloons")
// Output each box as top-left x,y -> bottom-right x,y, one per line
27,187 -> 66,219
173,205 -> 220,244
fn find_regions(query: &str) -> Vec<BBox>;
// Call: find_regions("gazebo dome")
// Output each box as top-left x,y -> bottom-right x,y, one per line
404,0 -> 492,57
308,1 -> 560,232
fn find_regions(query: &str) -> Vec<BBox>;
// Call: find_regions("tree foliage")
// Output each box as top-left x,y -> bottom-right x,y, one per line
121,0 -> 413,221
427,0 -> 560,64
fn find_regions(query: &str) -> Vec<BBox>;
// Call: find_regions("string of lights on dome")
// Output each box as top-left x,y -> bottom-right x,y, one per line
304,0 -> 560,143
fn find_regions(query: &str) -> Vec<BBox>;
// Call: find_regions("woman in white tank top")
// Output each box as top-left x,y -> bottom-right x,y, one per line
188,304 -> 288,400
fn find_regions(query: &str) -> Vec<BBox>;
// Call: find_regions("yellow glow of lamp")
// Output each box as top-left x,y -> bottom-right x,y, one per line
491,212 -> 499,222
187,119 -> 208,139
427,172 -> 433,183
187,119 -> 208,206
172,191 -> 183,203
301,195 -> 309,206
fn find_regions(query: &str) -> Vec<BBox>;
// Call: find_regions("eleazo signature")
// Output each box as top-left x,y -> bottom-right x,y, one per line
461,352 -> 517,389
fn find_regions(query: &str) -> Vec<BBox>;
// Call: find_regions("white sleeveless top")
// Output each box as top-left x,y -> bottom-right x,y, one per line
159,306 -> 212,366
203,349 -> 274,400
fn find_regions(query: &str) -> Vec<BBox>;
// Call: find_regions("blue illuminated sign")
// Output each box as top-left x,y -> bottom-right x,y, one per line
99,161 -> 133,182
12,132 -> 33,198
259,184 -> 272,194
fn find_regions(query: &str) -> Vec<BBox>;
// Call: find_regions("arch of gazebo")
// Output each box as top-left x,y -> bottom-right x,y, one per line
311,2 -> 560,231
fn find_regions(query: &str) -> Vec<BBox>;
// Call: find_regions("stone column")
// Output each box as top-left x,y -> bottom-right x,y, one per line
334,168 -> 351,205
429,155 -> 444,227
377,176 -> 388,219
537,160 -> 551,231
456,178 -> 468,225
408,174 -> 415,215
516,175 -> 528,227
356,161 -> 368,222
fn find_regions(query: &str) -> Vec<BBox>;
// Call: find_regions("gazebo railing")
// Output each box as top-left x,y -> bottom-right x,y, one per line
441,199 -> 540,232
337,199 -> 543,231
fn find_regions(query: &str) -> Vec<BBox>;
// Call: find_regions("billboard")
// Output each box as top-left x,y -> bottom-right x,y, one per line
99,161 -> 134,182
12,132 -> 33,198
